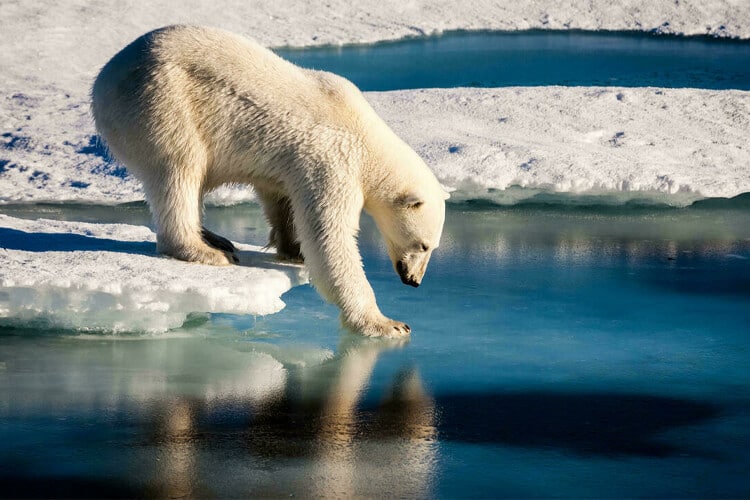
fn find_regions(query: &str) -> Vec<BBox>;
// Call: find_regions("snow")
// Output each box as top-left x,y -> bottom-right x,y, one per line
371,87 -> 750,205
1,0 -> 749,207
2,1 -> 748,98
2,86 -> 748,206
0,214 -> 307,332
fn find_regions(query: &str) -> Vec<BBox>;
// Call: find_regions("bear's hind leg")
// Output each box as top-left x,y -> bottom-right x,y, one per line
147,168 -> 236,266
258,191 -> 303,262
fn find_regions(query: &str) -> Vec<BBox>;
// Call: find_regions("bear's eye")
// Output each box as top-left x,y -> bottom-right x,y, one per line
420,242 -> 429,252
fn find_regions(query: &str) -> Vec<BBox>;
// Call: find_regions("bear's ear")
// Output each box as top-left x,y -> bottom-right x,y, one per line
396,193 -> 424,209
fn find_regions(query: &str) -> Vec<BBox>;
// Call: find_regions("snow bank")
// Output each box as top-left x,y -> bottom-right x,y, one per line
0,214 -> 307,332
371,87 -> 750,205
2,87 -> 748,206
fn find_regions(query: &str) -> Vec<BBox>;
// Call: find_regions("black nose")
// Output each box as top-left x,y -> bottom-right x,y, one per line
396,261 -> 420,287
399,274 -> 420,287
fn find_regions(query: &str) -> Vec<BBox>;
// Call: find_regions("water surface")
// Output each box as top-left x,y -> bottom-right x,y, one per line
1,203 -> 749,498
275,31 -> 750,90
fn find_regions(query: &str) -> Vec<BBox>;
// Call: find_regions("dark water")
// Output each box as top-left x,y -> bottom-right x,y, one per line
275,31 -> 750,90
1,203 -> 749,498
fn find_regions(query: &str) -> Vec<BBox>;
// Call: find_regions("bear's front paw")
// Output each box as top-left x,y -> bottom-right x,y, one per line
346,314 -> 411,338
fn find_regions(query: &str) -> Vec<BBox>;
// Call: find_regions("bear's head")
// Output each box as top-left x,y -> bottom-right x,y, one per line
371,181 -> 449,288
357,102 -> 450,290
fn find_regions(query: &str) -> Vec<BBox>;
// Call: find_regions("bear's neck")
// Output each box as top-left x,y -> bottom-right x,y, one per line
360,127 -> 422,210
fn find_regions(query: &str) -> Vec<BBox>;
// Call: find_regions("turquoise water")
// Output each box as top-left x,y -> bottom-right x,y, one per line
1,203 -> 749,497
275,31 -> 750,90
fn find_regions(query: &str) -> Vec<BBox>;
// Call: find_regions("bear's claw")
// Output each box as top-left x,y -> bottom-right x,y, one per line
347,315 -> 411,338
393,323 -> 411,335
201,227 -> 237,253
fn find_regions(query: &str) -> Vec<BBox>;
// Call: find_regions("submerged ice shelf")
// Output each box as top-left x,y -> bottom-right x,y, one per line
0,214 -> 307,332
1,3 -> 749,496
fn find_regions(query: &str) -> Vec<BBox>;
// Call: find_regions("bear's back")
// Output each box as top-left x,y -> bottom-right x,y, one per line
94,26 -> 305,109
95,26 -> 373,139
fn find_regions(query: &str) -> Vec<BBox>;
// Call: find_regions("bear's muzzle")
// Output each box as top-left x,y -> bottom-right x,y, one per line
396,260 -> 421,287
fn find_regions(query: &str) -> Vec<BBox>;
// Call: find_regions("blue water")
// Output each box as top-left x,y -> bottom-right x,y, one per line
1,203 -> 749,498
275,31 -> 750,90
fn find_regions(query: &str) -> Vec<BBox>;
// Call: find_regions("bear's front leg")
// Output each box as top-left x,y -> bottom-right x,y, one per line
291,192 -> 410,338
328,256 -> 411,338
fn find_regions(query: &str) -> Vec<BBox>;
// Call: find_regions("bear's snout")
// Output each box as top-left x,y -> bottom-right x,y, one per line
396,260 -> 421,287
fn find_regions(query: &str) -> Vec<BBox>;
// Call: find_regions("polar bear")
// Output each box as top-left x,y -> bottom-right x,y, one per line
92,25 -> 447,337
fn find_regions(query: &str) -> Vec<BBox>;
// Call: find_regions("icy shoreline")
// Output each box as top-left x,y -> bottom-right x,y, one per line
0,214 -> 307,332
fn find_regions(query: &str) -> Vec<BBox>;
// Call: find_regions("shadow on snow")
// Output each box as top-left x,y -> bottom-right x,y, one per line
0,227 -> 291,271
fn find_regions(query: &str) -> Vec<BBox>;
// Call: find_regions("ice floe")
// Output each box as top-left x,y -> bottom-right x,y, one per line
1,0 -> 748,207
0,214 -> 307,332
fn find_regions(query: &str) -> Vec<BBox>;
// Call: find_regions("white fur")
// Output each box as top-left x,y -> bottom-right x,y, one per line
92,25 -> 447,337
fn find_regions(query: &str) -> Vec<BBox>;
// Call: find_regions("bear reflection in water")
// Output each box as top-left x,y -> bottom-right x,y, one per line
144,338 -> 437,498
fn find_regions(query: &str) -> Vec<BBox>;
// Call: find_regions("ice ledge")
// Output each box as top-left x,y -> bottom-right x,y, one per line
0,215 -> 307,333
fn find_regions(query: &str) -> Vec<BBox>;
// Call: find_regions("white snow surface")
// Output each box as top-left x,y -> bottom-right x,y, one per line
0,214 -> 307,332
370,87 -> 750,205
1,0 -> 749,206
2,86 -> 749,206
